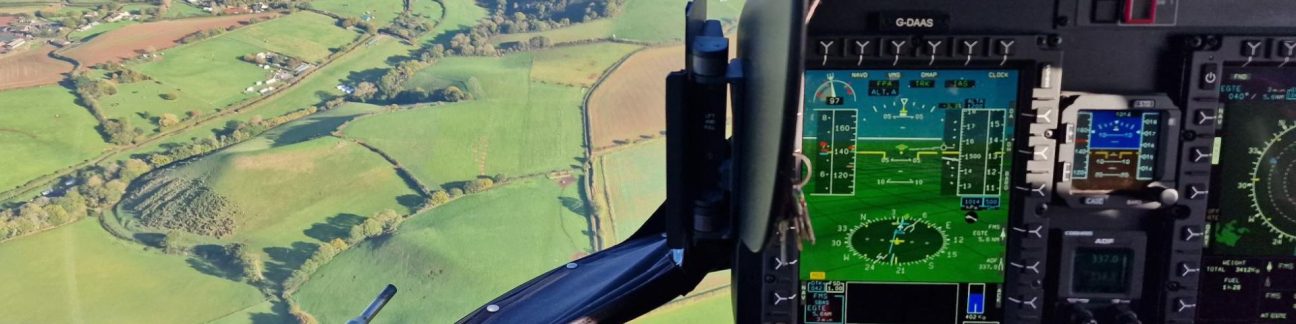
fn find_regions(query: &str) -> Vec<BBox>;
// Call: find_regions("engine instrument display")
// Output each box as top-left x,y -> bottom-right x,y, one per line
1071,110 -> 1162,192
800,69 -> 1018,323
1199,66 -> 1296,322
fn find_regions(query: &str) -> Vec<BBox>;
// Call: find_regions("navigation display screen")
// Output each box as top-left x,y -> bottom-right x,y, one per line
1199,66 -> 1296,322
1071,110 -> 1162,192
800,70 -> 1018,324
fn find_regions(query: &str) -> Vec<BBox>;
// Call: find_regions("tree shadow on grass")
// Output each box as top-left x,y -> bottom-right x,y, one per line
263,242 -> 320,284
303,213 -> 365,242
559,196 -> 588,215
397,194 -> 424,211
269,114 -> 360,146
186,244 -> 242,281
246,299 -> 294,324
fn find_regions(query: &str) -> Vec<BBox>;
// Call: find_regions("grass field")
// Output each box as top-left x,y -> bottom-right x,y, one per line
294,178 -> 591,323
162,1 -> 209,18
133,13 -> 361,107
117,103 -> 417,259
0,44 -> 73,90
352,54 -> 586,188
0,86 -> 109,192
133,36 -> 267,107
612,0 -> 744,43
596,140 -> 665,242
635,289 -> 733,324
98,78 -> 213,133
530,42 -> 641,87
414,0 -> 486,43
0,220 -> 265,323
221,12 -> 359,63
110,36 -> 412,166
310,0 -> 442,26
492,19 -> 615,45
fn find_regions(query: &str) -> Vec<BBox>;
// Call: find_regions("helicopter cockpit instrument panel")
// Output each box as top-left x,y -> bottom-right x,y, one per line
785,1 -> 1296,323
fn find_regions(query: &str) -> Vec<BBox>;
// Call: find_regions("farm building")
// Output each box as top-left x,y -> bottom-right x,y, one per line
0,32 -> 24,50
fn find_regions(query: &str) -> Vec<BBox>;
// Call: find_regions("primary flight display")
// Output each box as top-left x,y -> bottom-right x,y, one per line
800,69 -> 1019,323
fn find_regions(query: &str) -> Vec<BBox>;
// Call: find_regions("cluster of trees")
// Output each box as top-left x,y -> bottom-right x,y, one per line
464,178 -> 495,194
382,12 -> 434,40
486,0 -> 626,23
100,118 -> 147,145
189,242 -> 266,283
0,159 -> 145,241
95,63 -> 151,83
283,209 -> 403,293
125,176 -> 240,238
240,52 -> 305,69
178,27 -> 228,44
338,16 -> 379,34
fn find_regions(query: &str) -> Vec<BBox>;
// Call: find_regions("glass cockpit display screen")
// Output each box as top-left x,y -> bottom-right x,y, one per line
1198,67 -> 1296,322
1071,110 -> 1162,192
800,70 -> 1018,324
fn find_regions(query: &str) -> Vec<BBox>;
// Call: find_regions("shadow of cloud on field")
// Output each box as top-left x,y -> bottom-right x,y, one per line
263,242 -> 320,284
304,213 -> 365,242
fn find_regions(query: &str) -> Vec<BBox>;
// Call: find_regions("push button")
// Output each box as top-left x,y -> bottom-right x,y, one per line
994,39 -> 1016,56
957,38 -> 984,56
1279,40 -> 1296,58
848,38 -> 878,56
1242,39 -> 1266,57
919,39 -> 949,57
885,38 -> 913,56
1200,64 -> 1219,90
1195,109 -> 1217,125
815,38 -> 842,56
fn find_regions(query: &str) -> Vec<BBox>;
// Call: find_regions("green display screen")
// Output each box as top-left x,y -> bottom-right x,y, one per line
1072,248 -> 1134,294
799,69 -> 1018,284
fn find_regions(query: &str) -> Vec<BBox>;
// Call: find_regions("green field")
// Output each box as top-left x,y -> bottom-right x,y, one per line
612,0 -> 745,43
493,19 -> 615,45
352,54 -> 586,188
598,140 -> 665,242
310,0 -> 442,26
116,103 -> 417,257
635,290 -> 734,324
98,78 -> 213,133
134,13 -> 360,108
799,139 -> 1008,283
294,178 -> 591,323
0,220 -> 265,323
112,36 -> 413,166
0,86 -> 110,192
530,42 -> 641,87
162,2 -> 209,18
133,36 -> 268,108
253,36 -> 412,115
222,12 -> 360,63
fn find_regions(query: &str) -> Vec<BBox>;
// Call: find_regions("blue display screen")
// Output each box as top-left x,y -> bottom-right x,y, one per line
1087,111 -> 1147,149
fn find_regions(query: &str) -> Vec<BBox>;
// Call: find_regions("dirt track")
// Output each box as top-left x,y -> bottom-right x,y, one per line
0,44 -> 73,90
63,13 -> 277,67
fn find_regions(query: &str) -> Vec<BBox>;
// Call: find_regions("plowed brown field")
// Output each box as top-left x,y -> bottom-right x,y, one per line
64,13 -> 276,66
587,45 -> 682,148
0,44 -> 72,90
